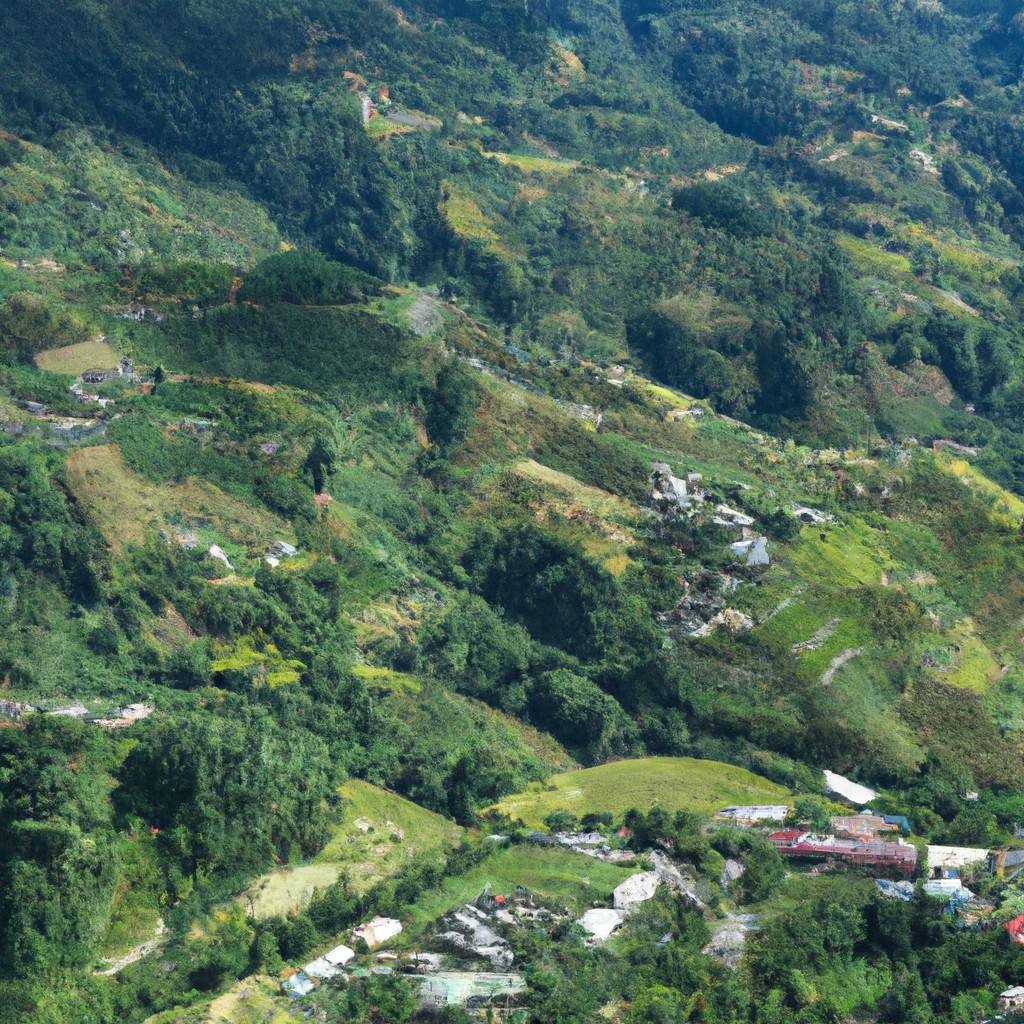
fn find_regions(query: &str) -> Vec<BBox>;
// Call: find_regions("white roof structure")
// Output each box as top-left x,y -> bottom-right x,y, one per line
283,971 -> 316,998
353,915 -> 403,947
717,805 -> 789,822
303,957 -> 342,980
923,879 -> 973,898
613,872 -> 660,910
927,845 -> 989,871
1001,987 -> 1024,999
824,770 -> 878,806
324,944 -> 356,966
578,908 -> 625,941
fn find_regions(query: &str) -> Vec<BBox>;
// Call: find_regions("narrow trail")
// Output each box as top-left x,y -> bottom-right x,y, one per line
94,918 -> 166,976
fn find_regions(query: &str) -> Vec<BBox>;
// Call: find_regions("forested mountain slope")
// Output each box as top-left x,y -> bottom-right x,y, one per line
3,1 -> 1024,1022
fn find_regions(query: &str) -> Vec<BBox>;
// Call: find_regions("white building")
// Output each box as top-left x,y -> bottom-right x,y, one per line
353,915 -> 403,947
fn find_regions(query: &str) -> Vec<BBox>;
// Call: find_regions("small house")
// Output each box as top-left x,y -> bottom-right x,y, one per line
81,369 -> 119,385
324,944 -> 356,967
926,845 -> 989,879
990,849 -> 1024,881
716,805 -> 789,826
1001,986 -> 1024,1009
353,915 -> 403,948
282,971 -> 316,998
302,957 -> 342,980
831,815 -> 897,840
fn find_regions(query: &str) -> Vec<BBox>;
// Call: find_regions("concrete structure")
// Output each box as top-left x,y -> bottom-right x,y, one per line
824,770 -> 878,806
926,845 -> 988,878
94,703 -> 155,729
353,915 -> 403,947
830,815 -> 897,840
437,905 -> 513,968
47,705 -> 89,718
1000,987 -> 1024,1010
713,504 -> 756,528
716,805 -> 789,825
417,971 -> 526,1009
208,544 -> 233,571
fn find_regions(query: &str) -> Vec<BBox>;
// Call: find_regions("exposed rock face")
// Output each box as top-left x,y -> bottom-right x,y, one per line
436,906 -> 514,969
613,871 -> 660,909
721,858 -> 744,888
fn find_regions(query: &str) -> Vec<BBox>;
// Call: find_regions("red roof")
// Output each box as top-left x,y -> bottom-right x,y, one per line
1006,914 -> 1024,945
768,829 -> 804,843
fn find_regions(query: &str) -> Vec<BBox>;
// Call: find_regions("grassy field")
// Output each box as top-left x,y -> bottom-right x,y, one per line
243,863 -> 344,919
407,843 -> 633,928
481,150 -> 580,175
489,757 -> 791,827
938,453 -> 1024,526
245,779 -> 463,918
786,518 -> 894,589
35,338 -> 120,374
66,444 -> 290,554
513,459 -> 634,520
144,975 -> 292,1024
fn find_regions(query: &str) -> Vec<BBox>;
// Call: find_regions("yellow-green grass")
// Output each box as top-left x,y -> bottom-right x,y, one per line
350,664 -> 422,694
786,518 -> 895,588
937,453 -> 1024,526
245,780 -> 463,918
836,234 -> 912,278
439,186 -> 502,243
366,114 -> 413,137
66,444 -> 291,554
482,150 -> 580,175
407,843 -> 633,928
513,459 -> 636,573
143,975 -> 291,1024
210,637 -> 306,687
35,339 -> 119,374
931,619 -> 1001,692
488,756 -> 791,827
244,863 -> 342,919
513,459 -> 634,520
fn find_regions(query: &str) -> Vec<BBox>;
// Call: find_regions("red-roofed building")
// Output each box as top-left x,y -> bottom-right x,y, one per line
1006,914 -> 1024,946
768,830 -> 917,876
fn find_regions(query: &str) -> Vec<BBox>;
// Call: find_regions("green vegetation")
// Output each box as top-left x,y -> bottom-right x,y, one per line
5,0 -> 1024,1020
491,758 -> 792,827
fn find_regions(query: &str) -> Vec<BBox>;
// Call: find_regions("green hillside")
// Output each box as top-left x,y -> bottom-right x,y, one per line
3,0 -> 1024,1021
491,757 -> 792,827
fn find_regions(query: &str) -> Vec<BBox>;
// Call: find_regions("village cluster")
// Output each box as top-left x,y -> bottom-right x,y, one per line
278,837 -> 705,1014
273,765 -> 1024,1018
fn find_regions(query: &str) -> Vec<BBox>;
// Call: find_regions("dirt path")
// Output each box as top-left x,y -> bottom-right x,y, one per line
408,293 -> 444,336
821,647 -> 864,686
94,918 -> 166,976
